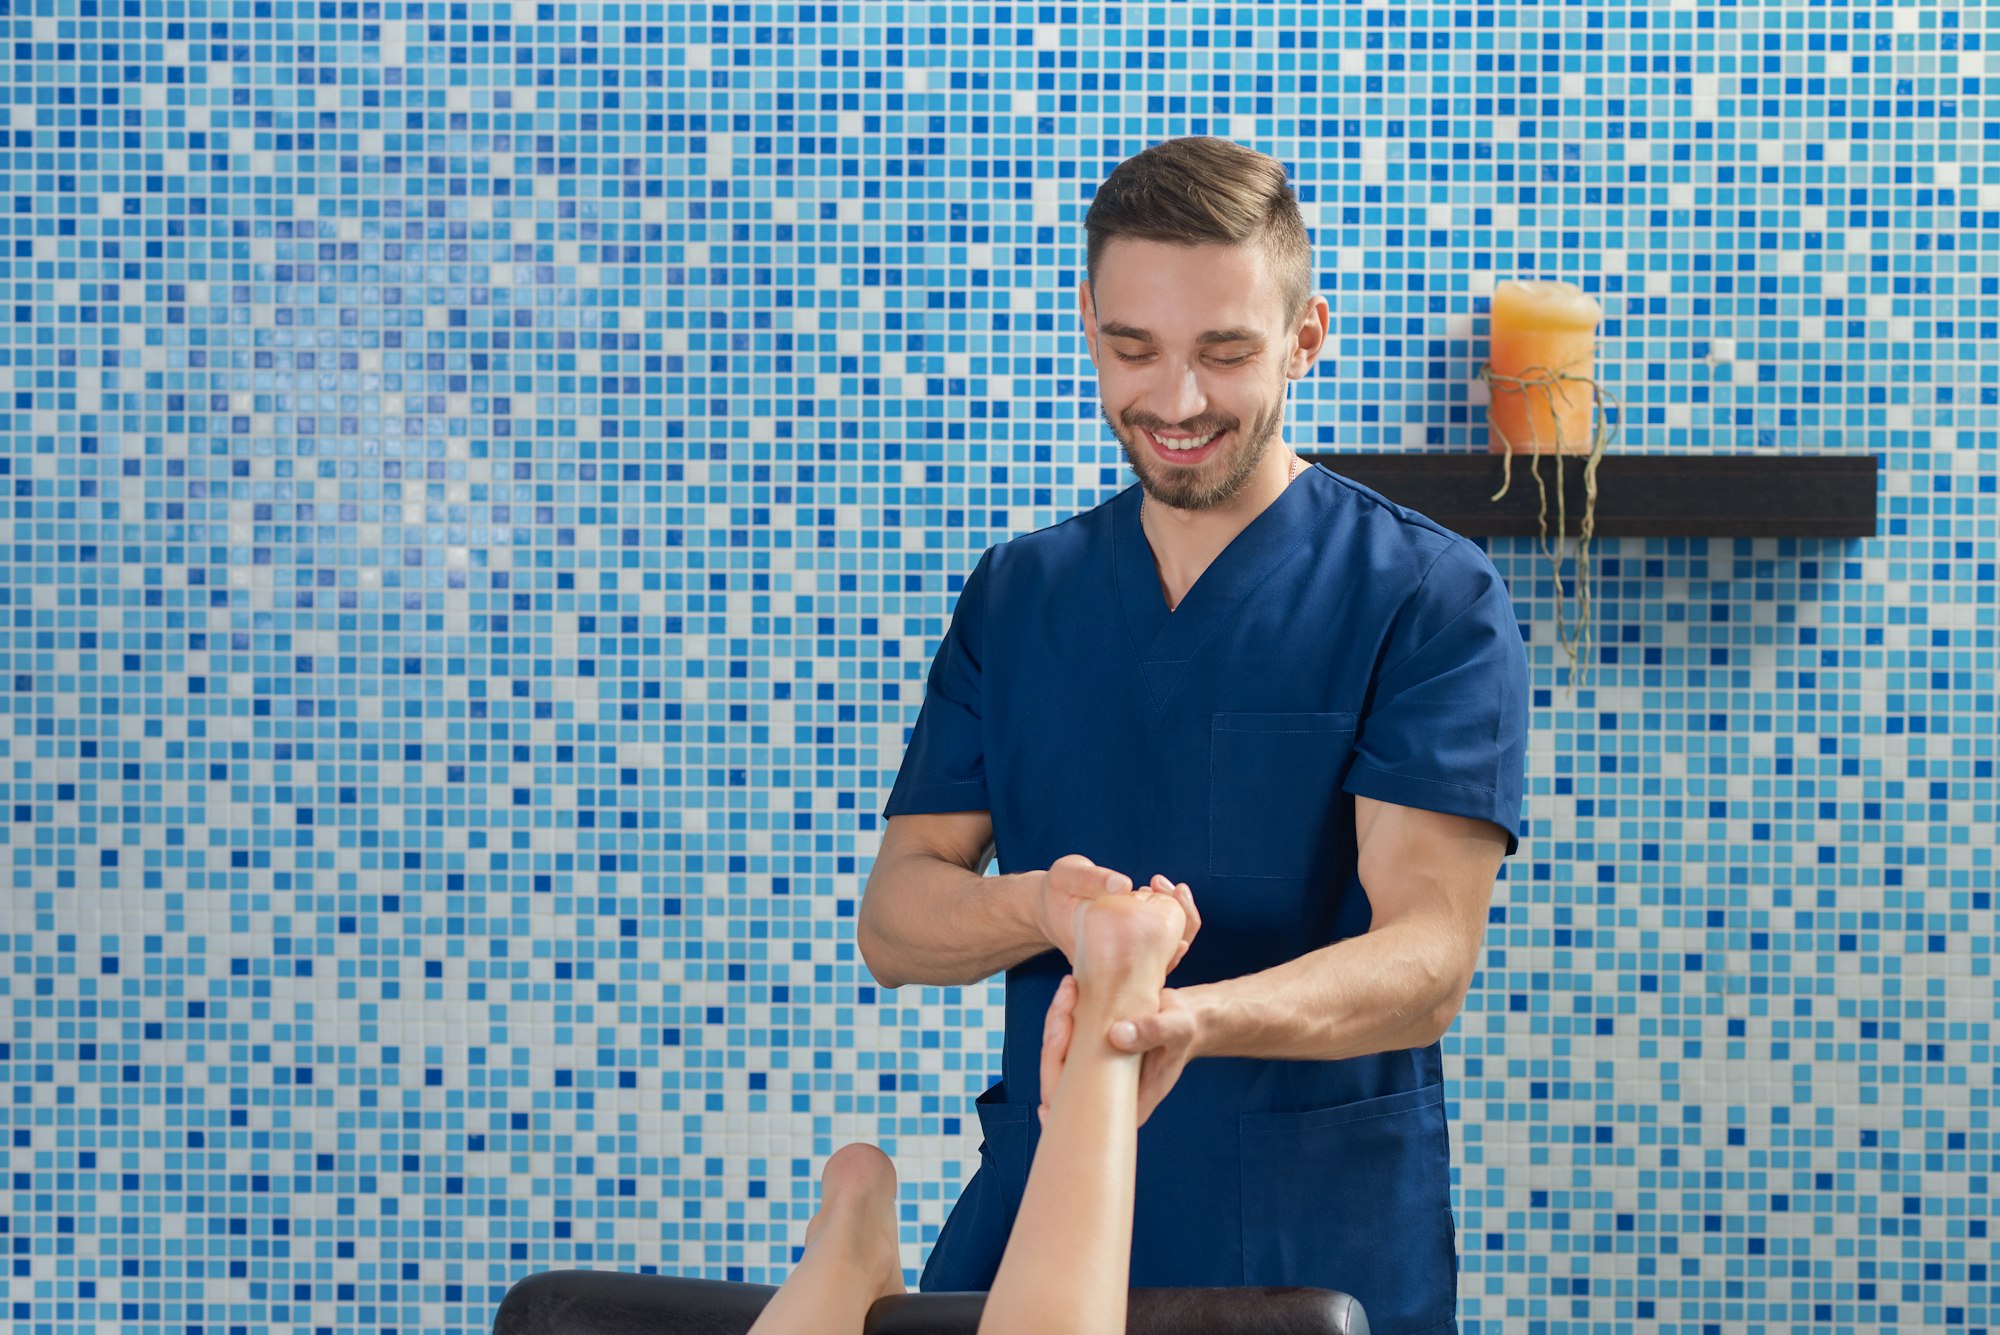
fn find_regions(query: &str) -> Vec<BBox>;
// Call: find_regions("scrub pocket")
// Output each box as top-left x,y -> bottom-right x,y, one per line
1239,1084 -> 1457,1332
920,1084 -> 1037,1293
1210,711 -> 1358,879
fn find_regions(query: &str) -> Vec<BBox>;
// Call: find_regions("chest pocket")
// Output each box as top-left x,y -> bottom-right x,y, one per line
1209,711 -> 1358,880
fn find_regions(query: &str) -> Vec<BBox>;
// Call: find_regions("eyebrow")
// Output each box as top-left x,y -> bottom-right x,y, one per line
1098,321 -> 1267,346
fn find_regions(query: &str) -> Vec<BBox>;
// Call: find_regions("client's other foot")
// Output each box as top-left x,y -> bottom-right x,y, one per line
799,1143 -> 906,1303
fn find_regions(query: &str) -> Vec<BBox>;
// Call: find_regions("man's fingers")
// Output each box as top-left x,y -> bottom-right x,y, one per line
1039,976 -> 1077,1114
1108,1014 -> 1148,1051
1051,853 -> 1130,900
1044,975 -> 1077,1039
1044,856 -> 1129,958
1134,1047 -> 1179,1128
1148,877 -> 1201,936
1114,1004 -> 1199,1052
1132,879 -> 1199,975
1112,989 -> 1195,1126
1175,881 -> 1201,945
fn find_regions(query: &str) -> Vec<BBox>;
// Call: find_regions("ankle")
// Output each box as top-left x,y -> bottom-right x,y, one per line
803,1207 -> 900,1272
1073,982 -> 1162,1032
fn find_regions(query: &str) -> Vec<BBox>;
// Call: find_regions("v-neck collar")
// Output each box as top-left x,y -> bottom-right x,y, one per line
1112,467 -> 1323,714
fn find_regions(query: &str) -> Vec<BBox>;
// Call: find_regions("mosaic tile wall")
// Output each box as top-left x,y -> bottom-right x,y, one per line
2,2 -> 1994,1332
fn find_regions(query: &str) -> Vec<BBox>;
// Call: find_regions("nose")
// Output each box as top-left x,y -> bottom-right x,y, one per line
1148,360 -> 1209,428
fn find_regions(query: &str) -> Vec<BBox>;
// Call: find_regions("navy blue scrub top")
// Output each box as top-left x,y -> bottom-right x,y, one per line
882,465 -> 1528,1335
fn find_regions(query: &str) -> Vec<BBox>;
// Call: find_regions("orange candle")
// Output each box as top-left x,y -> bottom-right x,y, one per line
1486,280 -> 1603,455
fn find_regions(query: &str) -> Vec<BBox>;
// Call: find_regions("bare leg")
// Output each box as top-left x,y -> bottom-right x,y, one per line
977,891 -> 1186,1335
745,1142 -> 906,1335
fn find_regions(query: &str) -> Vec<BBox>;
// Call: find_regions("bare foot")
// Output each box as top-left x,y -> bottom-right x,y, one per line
800,1143 -> 906,1302
1071,890 -> 1186,994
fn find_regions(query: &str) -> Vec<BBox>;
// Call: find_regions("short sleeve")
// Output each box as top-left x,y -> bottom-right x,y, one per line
1343,541 -> 1529,855
882,548 -> 994,818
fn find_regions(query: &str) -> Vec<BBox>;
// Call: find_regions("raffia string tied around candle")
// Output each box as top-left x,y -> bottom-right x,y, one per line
1479,360 -> 1622,690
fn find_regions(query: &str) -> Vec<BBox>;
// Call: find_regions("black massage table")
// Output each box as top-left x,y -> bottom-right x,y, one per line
492,1269 -> 1371,1334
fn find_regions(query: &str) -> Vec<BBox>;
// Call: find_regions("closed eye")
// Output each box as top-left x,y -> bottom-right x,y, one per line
1113,351 -> 1255,366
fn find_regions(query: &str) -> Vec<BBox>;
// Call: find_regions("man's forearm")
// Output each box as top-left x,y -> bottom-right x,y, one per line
857,854 -> 1054,988
1182,916 -> 1475,1064
1181,804 -> 1501,1066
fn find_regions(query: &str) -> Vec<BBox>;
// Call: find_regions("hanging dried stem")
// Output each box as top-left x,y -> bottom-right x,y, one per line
1479,363 -> 1622,690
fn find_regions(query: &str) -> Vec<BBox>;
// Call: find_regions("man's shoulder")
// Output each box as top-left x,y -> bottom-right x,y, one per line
1310,464 -> 1467,551
975,486 -> 1125,584
1306,465 -> 1500,597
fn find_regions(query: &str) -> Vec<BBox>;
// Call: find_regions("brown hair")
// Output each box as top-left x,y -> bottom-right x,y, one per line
1084,137 -> 1314,322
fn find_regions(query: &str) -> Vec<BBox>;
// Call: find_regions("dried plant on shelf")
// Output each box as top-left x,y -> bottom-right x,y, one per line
1480,363 -> 1622,690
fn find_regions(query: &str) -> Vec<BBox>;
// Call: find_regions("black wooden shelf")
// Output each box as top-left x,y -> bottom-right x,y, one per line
1306,452 -> 1879,538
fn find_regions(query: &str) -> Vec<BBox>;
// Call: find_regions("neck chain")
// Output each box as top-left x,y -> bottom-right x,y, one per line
1141,451 -> 1308,527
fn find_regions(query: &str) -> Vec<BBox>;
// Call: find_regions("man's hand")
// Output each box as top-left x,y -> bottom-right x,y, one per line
1035,853 -> 1134,960
1036,978 -> 1202,1129
1159,875 -> 1201,973
1107,987 -> 1201,1124
1037,973 -> 1079,1125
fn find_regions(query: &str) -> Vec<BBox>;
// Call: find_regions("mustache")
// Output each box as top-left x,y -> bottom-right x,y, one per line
1123,417 -> 1237,434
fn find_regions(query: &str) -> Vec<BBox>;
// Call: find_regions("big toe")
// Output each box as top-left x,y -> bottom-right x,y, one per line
820,1142 -> 897,1207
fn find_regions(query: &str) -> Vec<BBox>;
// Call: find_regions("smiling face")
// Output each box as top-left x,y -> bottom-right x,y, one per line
1081,236 -> 1326,513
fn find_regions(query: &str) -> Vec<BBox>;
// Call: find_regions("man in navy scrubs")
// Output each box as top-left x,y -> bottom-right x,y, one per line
859,137 -> 1529,1334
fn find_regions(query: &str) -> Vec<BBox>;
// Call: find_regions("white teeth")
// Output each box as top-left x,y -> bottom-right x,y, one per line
1155,430 -> 1219,451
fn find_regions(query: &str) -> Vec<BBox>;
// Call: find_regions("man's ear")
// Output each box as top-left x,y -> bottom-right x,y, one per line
1077,278 -> 1100,368
1287,294 -> 1331,380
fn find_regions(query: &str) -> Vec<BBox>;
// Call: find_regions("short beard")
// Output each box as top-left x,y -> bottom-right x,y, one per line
1110,388 -> 1288,513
